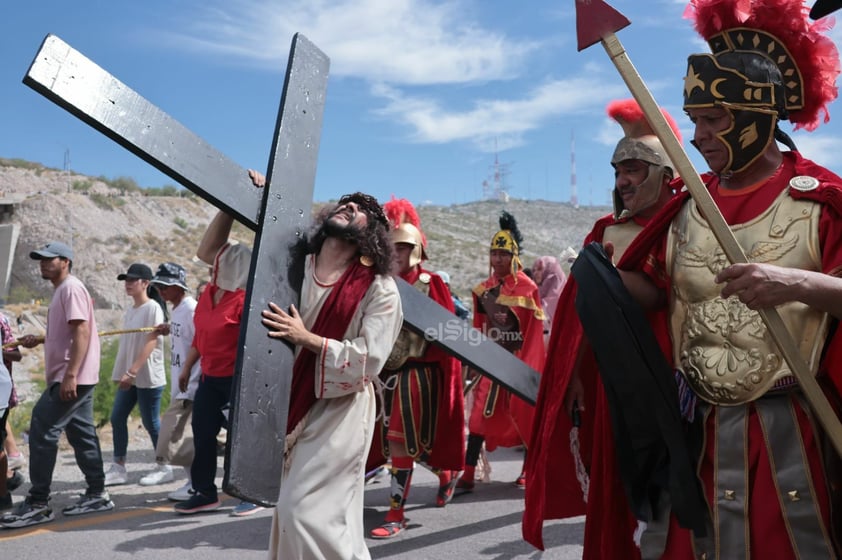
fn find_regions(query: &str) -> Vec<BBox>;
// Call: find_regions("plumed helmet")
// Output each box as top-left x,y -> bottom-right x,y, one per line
684,0 -> 840,174
490,211 -> 523,256
383,195 -> 427,268
608,98 -> 682,219
489,211 -> 524,279
390,222 -> 427,267
609,98 -> 681,171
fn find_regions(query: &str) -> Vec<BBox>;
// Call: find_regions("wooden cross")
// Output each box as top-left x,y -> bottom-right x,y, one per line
23,34 -> 541,505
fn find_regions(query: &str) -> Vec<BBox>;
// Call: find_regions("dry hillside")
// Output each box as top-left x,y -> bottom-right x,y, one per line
0,160 -> 610,311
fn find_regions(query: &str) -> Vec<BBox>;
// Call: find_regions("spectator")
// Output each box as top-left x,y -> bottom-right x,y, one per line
531,256 -> 566,340
104,263 -> 167,486
0,362 -> 14,510
435,270 -> 471,321
1,241 -> 112,528
0,313 -> 24,475
173,214 -> 262,517
139,263 -> 201,504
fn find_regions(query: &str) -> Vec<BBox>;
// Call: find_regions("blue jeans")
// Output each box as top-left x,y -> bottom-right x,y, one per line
110,385 -> 164,460
29,383 -> 105,501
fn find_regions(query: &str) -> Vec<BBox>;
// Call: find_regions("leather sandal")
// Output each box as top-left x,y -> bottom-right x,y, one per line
436,473 -> 459,507
370,518 -> 408,539
455,477 -> 475,492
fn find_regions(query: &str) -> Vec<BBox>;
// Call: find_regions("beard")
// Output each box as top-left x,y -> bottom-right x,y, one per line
322,214 -> 366,244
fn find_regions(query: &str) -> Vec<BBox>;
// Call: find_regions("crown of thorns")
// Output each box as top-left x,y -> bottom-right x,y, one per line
338,192 -> 388,228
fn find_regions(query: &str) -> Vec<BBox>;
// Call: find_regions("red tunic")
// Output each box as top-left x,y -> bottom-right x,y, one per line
468,270 -> 545,450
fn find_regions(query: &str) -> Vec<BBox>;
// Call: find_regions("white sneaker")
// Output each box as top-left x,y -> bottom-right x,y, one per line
6,453 -> 26,471
139,464 -> 174,486
168,481 -> 193,502
104,463 -> 128,486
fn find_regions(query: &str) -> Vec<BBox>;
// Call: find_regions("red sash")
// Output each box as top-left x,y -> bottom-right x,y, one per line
286,259 -> 376,434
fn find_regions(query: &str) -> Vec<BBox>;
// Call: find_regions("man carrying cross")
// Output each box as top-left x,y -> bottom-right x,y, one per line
242,173 -> 403,559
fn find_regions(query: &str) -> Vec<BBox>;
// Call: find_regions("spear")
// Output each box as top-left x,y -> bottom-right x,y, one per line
575,0 -> 842,456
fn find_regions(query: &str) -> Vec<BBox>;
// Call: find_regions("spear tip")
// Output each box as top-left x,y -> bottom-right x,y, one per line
575,0 -> 631,51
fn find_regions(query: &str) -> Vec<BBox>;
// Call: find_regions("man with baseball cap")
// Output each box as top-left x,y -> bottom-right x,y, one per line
29,241 -> 74,262
2,240 -> 112,528
139,263 -> 202,502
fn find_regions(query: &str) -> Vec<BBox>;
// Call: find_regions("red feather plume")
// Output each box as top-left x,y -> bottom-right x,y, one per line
607,98 -> 683,143
684,0 -> 840,131
383,195 -> 427,246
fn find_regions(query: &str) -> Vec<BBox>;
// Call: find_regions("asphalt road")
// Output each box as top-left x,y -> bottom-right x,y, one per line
0,437 -> 584,559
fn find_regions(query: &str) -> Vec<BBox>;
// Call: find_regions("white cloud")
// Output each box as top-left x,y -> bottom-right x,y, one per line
790,132 -> 842,168
371,76 -> 627,150
161,0 -> 538,85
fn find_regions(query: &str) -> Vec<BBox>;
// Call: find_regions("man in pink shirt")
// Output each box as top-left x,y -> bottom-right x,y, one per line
0,241 -> 113,529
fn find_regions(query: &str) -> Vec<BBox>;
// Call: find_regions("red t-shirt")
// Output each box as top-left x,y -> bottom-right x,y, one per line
192,285 -> 245,378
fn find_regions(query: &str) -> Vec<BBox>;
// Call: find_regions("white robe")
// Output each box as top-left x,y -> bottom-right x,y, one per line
268,257 -> 403,560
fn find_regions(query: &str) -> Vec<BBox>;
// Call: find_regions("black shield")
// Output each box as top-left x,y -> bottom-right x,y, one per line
572,242 -> 707,535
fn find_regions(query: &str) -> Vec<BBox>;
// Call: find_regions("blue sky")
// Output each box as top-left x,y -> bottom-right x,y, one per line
3,0 -> 842,207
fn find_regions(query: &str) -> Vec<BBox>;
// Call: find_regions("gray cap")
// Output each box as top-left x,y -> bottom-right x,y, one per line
30,241 -> 74,261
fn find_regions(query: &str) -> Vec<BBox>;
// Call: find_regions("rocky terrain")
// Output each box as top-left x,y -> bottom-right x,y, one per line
0,158 -> 610,308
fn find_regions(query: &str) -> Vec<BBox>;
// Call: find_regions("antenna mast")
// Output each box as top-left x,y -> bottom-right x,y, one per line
482,139 -> 512,201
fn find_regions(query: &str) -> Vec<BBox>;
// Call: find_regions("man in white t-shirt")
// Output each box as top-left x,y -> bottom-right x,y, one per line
140,262 -> 202,501
1,241 -> 113,529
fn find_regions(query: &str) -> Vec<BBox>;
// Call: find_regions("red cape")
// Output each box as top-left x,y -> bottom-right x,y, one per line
470,270 -> 546,450
523,212 -> 681,557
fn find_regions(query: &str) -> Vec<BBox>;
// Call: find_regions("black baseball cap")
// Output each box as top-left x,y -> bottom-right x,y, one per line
117,263 -> 153,281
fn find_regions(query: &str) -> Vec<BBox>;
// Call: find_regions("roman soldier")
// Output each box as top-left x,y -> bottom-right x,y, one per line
368,197 -> 465,539
616,0 -> 842,556
458,211 -> 545,491
523,98 -> 689,557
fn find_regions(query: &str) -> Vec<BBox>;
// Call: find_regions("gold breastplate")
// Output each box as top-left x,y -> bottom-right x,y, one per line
667,187 -> 828,405
384,274 -> 431,370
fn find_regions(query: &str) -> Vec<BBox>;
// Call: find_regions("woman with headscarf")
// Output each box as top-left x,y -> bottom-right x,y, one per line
531,256 -> 565,342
